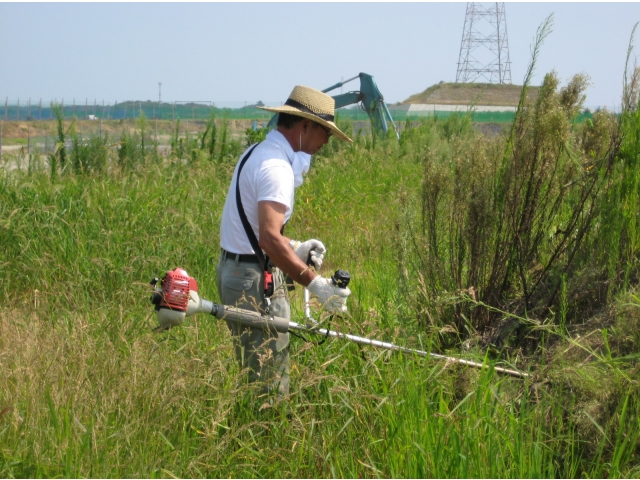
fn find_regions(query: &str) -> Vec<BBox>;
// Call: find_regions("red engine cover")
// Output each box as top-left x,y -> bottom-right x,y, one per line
160,268 -> 197,312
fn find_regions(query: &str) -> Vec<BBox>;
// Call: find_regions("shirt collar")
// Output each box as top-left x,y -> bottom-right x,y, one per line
266,129 -> 295,165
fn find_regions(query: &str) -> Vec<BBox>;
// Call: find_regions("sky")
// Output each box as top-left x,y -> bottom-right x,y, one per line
1,2 -> 639,110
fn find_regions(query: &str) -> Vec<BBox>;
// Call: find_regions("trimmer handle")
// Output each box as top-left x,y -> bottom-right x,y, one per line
331,269 -> 350,289
304,252 -> 350,289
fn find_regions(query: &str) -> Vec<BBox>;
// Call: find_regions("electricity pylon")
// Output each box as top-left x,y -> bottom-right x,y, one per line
456,2 -> 512,84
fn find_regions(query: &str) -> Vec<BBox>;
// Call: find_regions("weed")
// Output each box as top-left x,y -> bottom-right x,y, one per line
244,126 -> 267,149
218,116 -> 230,161
202,108 -> 218,158
51,103 -> 67,177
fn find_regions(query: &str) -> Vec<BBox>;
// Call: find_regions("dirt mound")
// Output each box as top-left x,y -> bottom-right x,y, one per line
401,82 -> 540,106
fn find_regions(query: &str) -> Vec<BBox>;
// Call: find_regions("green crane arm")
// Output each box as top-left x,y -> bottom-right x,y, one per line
324,73 -> 399,139
265,73 -> 399,139
331,92 -> 364,109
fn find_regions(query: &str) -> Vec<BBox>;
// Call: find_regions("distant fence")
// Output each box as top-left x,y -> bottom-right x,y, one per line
0,100 -> 403,125
1,100 -> 272,122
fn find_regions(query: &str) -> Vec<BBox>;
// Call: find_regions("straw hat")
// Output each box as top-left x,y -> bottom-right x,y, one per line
258,85 -> 352,143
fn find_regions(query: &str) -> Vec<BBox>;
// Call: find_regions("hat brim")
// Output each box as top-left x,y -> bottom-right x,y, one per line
258,105 -> 352,143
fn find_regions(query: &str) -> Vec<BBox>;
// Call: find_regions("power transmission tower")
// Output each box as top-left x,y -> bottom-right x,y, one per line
456,2 -> 512,84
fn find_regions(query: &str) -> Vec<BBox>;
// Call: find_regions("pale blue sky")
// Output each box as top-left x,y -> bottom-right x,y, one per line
1,2 -> 639,109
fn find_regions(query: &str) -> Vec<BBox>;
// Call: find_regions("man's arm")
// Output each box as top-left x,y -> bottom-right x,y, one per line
257,200 -> 317,287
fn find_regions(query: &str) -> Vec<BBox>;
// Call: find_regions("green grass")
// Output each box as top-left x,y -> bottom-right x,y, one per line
0,111 -> 639,477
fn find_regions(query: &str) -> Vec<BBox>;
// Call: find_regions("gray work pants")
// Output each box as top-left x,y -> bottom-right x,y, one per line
216,251 -> 290,398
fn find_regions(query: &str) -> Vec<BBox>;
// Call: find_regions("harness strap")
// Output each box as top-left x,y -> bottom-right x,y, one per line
235,143 -> 267,271
235,142 -> 291,297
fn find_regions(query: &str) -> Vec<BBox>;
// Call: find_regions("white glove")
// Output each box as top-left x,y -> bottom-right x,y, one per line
307,275 -> 351,314
290,239 -> 326,271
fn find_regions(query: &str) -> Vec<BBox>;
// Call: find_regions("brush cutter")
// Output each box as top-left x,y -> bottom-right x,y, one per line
149,267 -> 529,379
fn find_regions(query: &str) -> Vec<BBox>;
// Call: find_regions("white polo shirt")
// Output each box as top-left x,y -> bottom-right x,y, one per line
219,130 -> 296,255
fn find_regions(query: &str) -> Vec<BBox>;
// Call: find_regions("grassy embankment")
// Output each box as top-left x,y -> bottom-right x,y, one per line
402,82 -> 541,106
1,21 -> 640,478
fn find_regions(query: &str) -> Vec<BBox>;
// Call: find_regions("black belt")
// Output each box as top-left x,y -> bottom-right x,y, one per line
221,249 -> 261,264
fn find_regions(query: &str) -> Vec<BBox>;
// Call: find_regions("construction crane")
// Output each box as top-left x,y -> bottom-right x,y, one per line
267,73 -> 399,139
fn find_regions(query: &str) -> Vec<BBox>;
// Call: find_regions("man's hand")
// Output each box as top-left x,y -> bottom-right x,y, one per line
307,276 -> 351,313
290,239 -> 325,271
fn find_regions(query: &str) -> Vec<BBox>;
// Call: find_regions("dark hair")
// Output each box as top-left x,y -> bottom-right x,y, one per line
276,112 -> 304,129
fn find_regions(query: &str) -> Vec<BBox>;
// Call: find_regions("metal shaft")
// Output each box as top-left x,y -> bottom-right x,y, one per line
304,287 -> 313,322
203,299 -> 529,379
288,320 -> 528,379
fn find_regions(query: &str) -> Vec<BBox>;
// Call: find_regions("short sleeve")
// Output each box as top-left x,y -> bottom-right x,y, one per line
255,159 -> 294,212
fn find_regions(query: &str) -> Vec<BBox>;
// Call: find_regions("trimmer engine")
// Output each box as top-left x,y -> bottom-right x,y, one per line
150,268 -> 199,328
149,267 -> 290,333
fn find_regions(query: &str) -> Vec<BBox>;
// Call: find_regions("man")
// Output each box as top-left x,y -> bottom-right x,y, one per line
217,85 -> 353,399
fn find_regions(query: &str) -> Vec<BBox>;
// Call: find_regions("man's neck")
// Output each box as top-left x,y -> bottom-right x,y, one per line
277,126 -> 301,152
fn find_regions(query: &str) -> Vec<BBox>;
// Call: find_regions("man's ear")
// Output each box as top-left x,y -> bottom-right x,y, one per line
300,118 -> 312,134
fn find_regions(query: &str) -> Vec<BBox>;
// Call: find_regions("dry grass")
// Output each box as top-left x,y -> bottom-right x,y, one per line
0,305 -> 242,477
536,287 -> 640,461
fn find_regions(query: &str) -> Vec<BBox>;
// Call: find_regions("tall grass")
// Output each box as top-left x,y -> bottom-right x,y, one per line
1,136 -> 638,475
593,27 -> 640,295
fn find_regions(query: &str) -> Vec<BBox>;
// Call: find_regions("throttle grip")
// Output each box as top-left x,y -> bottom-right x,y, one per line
331,270 -> 350,289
